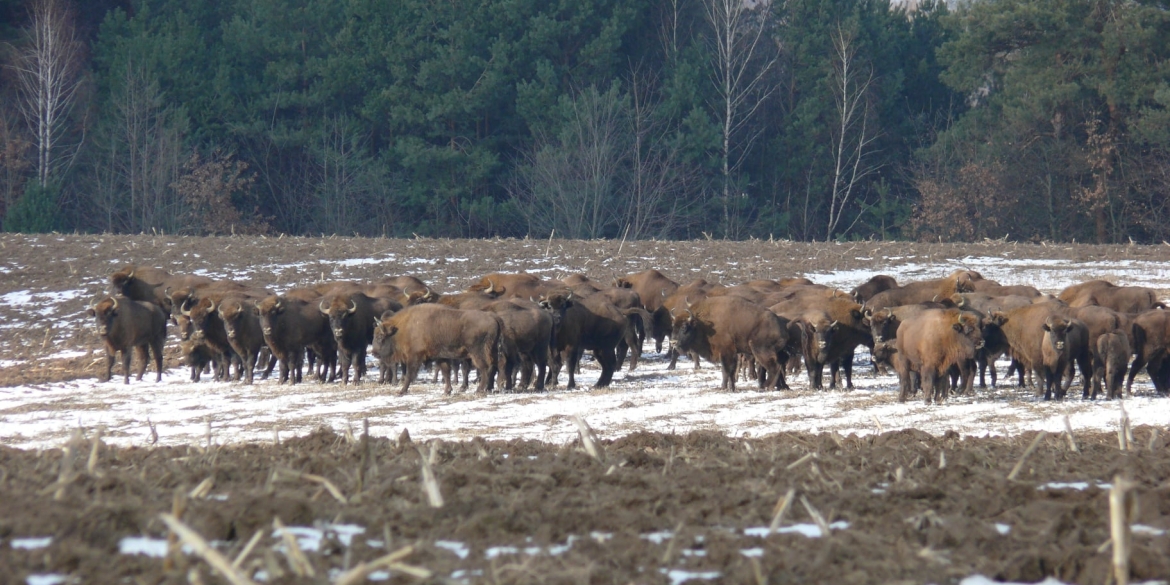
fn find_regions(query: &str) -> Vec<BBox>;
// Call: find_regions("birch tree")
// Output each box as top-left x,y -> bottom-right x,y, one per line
824,25 -> 880,240
704,0 -> 777,238
10,0 -> 85,188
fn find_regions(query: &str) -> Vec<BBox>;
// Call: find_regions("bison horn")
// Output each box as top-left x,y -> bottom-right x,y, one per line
486,279 -> 497,294
863,309 -> 872,319
275,298 -> 284,310
830,320 -> 839,328
567,291 -> 574,301
661,288 -> 668,297
207,299 -> 217,314
164,286 -> 173,300
684,296 -> 692,308
685,308 -> 694,320
180,298 -> 192,316
127,267 -> 135,279
319,299 -> 329,313
111,296 -> 119,310
348,299 -> 357,314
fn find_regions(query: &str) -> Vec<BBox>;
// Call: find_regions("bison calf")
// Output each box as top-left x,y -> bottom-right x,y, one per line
1094,330 -> 1130,400
88,296 -> 167,384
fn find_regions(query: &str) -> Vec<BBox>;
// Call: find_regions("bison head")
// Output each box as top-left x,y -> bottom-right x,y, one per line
371,318 -> 399,362
218,300 -> 246,340
872,340 -> 897,364
255,296 -> 286,337
798,316 -> 838,364
867,309 -> 894,343
671,311 -> 703,354
1042,316 -> 1071,352
88,297 -> 120,337
109,265 -> 136,295
320,295 -> 358,340
955,312 -> 984,349
187,297 -> 218,341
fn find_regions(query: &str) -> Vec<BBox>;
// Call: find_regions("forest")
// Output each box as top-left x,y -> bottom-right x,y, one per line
0,0 -> 1168,243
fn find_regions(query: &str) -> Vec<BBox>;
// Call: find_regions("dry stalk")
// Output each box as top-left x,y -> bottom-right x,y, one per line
274,517 -> 316,577
749,556 -> 767,585
660,521 -> 684,564
1007,431 -> 1046,481
871,414 -> 884,435
1119,405 -> 1131,451
147,418 -> 159,445
1110,475 -> 1135,585
768,489 -> 796,534
1063,415 -> 1078,453
332,545 -> 423,585
545,230 -> 555,257
571,416 -> 605,463
273,468 -> 347,504
662,445 -> 674,476
938,451 -> 946,470
86,427 -> 104,476
53,429 -> 83,501
1148,428 -> 1159,451
785,452 -> 815,470
188,476 -> 215,499
164,490 -> 188,571
231,529 -> 264,570
799,495 -> 832,538
419,443 -> 444,508
159,513 -> 258,585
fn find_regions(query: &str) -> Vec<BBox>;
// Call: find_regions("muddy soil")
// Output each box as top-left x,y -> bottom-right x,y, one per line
2,428 -> 1169,584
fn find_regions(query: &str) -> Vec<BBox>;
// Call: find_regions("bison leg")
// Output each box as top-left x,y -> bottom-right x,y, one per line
133,345 -> 149,381
594,348 -> 617,388
805,359 -> 824,391
921,368 -> 939,405
121,348 -> 134,384
719,354 -> 737,392
841,351 -> 856,390
400,361 -> 421,396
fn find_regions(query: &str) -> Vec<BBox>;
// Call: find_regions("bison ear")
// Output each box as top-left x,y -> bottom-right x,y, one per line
387,325 -> 399,337
87,308 -> 96,317
952,323 -> 963,332
851,309 -> 862,322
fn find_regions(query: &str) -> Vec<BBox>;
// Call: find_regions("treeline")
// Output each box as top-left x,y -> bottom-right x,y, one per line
1,0 -> 1168,242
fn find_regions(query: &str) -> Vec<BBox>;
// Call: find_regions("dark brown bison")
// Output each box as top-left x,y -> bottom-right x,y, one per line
771,294 -> 869,390
671,296 -> 789,392
179,339 -> 216,382
377,275 -> 429,296
255,295 -> 336,385
183,296 -> 240,381
110,265 -> 213,312
850,275 -> 898,304
540,292 -> 639,389
891,309 -> 983,404
88,296 -> 167,384
217,298 -> 267,384
1126,309 -> 1170,396
372,304 -> 502,395
1039,315 -> 1091,400
484,298 -> 554,392
1095,330 -> 1130,400
1060,280 -> 1165,313
318,292 -> 387,385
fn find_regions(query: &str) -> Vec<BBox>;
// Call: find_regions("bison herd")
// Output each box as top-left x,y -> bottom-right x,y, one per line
86,264 -> 1170,405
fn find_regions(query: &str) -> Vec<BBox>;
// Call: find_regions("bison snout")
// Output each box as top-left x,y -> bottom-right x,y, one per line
975,339 -> 985,349
97,326 -> 109,336
1056,341 -> 1065,350
262,327 -> 273,336
332,327 -> 344,338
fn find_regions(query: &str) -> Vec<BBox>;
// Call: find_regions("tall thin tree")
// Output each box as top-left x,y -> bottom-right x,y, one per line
824,25 -> 881,240
9,0 -> 84,188
703,0 -> 778,237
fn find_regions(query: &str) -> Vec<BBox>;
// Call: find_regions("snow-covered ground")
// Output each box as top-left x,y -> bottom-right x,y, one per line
3,248 -> 1169,451
1,349 -> 1164,451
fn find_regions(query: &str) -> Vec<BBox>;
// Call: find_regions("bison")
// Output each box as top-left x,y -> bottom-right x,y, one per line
217,298 -> 267,384
1095,330 -> 1131,400
1039,315 -> 1090,400
864,270 -> 983,311
318,292 -> 385,385
850,275 -> 898,304
540,292 -> 639,389
891,309 -> 983,404
1126,309 -> 1170,396
255,295 -> 336,385
617,269 -> 679,353
88,296 -> 167,384
373,304 -> 502,395
111,265 -> 213,313
671,296 -> 789,392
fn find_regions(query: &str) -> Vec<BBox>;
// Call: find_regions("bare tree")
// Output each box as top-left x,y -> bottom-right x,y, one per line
824,26 -> 881,240
86,62 -> 188,233
624,66 -> 700,239
703,0 -> 778,238
8,0 -> 85,188
510,85 -> 628,239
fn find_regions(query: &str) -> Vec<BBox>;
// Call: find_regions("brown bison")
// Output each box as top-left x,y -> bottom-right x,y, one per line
1061,280 -> 1165,313
671,296 -> 789,392
88,296 -> 167,384
468,273 -> 555,299
891,309 -> 983,404
372,304 -> 502,395
617,269 -> 679,352
864,270 -> 983,311
994,302 -> 1092,397
771,294 -> 869,390
318,292 -> 401,385
1095,330 -> 1131,400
